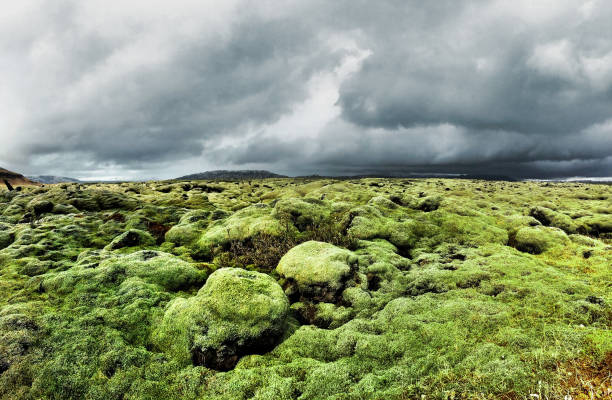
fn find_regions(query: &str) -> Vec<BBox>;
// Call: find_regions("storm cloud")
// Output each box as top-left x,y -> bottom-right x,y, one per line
1,0 -> 611,179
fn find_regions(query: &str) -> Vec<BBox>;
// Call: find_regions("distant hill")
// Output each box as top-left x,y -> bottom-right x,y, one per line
28,175 -> 81,184
0,167 -> 40,188
176,170 -> 287,180
176,170 -> 517,181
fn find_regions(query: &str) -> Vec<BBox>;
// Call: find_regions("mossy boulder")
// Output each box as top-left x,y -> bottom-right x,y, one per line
276,241 -> 359,302
576,215 -> 612,237
513,226 -> 570,254
17,259 -> 52,276
43,251 -> 205,293
195,204 -> 289,258
67,189 -> 137,211
344,206 -> 446,256
0,309 -> 39,378
271,198 -> 330,231
291,301 -> 353,329
108,251 -> 205,291
165,210 -> 211,246
94,190 -> 138,210
27,199 -> 54,216
367,196 -> 399,210
105,229 -> 155,250
529,206 -> 577,234
153,268 -> 289,370
0,225 -> 14,250
415,195 -> 443,212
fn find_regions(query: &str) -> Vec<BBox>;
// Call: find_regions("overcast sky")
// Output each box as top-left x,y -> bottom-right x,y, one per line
1,0 -> 612,180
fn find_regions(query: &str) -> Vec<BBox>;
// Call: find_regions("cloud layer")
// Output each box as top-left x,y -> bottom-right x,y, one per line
1,0 -> 611,179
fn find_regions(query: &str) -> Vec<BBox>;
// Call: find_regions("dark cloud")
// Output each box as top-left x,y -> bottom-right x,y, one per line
336,7 -> 612,136
1,0 -> 611,179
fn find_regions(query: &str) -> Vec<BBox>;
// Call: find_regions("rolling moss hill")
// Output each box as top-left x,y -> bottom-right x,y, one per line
0,178 -> 610,399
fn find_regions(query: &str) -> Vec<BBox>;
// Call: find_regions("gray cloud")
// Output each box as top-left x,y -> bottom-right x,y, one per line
336,1 -> 612,137
1,0 -> 611,179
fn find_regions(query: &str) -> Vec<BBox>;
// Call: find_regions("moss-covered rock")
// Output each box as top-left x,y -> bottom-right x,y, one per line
577,215 -> 612,237
513,226 -> 570,254
28,199 -> 54,216
164,210 -> 211,246
42,251 -> 205,293
367,196 -> 399,210
0,225 -> 14,250
276,241 -> 359,302
271,198 -> 330,231
105,229 -> 155,250
195,204 -> 289,259
529,206 -> 577,234
107,250 -> 206,291
415,195 -> 443,212
153,267 -> 289,370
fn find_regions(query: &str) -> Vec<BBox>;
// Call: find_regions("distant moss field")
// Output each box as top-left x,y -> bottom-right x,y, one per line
0,178 -> 610,399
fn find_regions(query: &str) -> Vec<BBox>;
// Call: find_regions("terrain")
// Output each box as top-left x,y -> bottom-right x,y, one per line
0,178 -> 610,399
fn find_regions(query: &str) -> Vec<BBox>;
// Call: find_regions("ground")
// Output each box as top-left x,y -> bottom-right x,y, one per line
0,178 -> 610,399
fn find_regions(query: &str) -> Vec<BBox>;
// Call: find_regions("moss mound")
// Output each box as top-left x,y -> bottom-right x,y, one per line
154,267 -> 289,371
105,229 -> 155,250
277,241 -> 359,302
195,204 -> 289,259
513,226 -> 570,254
530,206 -> 577,234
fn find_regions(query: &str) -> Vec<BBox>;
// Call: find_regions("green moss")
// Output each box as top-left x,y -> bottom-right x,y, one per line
0,228 -> 14,250
165,210 -> 211,246
277,241 -> 359,298
195,204 -> 290,258
577,214 -> 612,237
43,251 -> 205,293
105,229 -> 155,251
271,198 -> 331,230
153,267 -> 289,370
27,199 -> 54,216
514,226 -> 570,254
530,206 -> 577,234
415,194 -> 443,212
0,178 -> 610,399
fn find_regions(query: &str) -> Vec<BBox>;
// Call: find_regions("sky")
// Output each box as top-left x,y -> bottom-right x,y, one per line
1,0 -> 612,180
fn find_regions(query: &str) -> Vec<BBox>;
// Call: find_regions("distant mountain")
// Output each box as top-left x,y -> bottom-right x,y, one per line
28,175 -> 81,184
176,170 -> 287,180
1,167 -> 40,188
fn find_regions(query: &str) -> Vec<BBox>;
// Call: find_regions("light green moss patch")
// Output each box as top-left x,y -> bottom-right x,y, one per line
514,226 -> 570,254
277,241 -> 358,295
153,267 -> 289,370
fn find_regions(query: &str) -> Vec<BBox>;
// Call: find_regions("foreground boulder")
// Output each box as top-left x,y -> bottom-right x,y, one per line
153,268 -> 289,370
276,241 -> 360,303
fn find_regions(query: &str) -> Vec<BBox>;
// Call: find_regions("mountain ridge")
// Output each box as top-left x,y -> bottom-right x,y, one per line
28,175 -> 81,184
176,170 -> 288,180
0,167 -> 40,188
